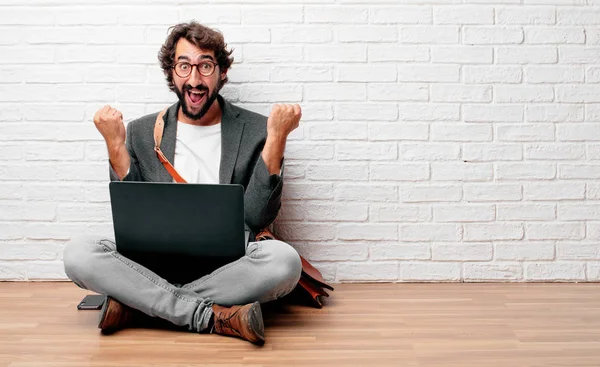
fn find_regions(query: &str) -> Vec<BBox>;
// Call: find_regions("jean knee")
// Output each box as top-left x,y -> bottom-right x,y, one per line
63,235 -> 104,286
264,240 -> 302,291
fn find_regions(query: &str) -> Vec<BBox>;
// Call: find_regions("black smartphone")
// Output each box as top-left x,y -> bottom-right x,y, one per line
77,295 -> 105,310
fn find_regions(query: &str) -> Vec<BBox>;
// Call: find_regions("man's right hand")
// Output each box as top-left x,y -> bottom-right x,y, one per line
93,105 -> 130,180
93,105 -> 126,150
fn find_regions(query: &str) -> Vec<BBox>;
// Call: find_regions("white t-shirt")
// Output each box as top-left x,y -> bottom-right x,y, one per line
174,121 -> 221,184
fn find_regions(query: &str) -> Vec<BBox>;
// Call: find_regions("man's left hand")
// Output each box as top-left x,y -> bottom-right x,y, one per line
266,104 -> 302,143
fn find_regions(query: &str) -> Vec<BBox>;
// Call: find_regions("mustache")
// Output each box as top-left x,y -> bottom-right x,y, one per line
183,84 -> 208,93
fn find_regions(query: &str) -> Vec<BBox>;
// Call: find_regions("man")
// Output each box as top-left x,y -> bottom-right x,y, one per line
63,21 -> 303,345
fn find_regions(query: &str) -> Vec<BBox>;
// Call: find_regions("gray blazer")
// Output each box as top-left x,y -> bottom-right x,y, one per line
109,95 -> 284,237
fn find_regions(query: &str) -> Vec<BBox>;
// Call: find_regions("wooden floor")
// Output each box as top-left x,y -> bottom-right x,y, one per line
1,283 -> 600,367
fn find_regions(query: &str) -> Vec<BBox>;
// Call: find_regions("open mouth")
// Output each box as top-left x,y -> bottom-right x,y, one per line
186,89 -> 207,107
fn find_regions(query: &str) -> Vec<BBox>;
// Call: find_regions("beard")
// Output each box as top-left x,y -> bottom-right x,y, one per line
174,78 -> 223,121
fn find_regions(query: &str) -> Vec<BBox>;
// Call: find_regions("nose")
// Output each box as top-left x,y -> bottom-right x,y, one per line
187,65 -> 202,87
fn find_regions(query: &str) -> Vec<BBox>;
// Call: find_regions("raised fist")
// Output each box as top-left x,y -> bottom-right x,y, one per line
93,105 -> 126,149
266,104 -> 301,143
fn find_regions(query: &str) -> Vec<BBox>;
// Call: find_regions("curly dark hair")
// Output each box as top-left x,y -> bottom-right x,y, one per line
158,21 -> 234,92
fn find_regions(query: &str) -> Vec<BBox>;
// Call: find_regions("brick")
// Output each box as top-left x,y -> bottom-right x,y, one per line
24,184 -> 86,203
464,66 -> 522,84
464,223 -> 523,241
497,163 -> 555,180
368,84 -> 428,102
589,262 -> 600,281
309,122 -> 367,140
526,66 -> 584,84
336,142 -> 397,161
560,47 -> 600,64
338,26 -> 397,43
300,104 -> 334,121
370,163 -> 429,181
431,85 -> 491,103
370,205 -> 430,223
24,143 -> 84,161
283,202 -> 368,222
283,183 -> 334,201
432,46 -> 492,64
497,124 -> 554,142
399,26 -> 459,44
524,182 -> 585,201
495,242 -> 555,261
271,66 -> 332,82
401,185 -> 462,203
588,184 -> 600,200
527,223 -> 584,240
463,26 -> 523,45
495,86 -> 554,103
0,143 -> 22,160
431,124 -> 492,142
399,104 -> 459,121
588,144 -> 600,160
337,262 -> 399,282
588,67 -> 600,83
0,8 -> 54,25
369,123 -> 428,141
305,6 -> 368,24
26,261 -> 67,280
434,6 -> 494,25
370,6 -> 432,24
398,65 -> 459,82
85,26 -> 145,45
238,85 -> 302,103
464,105 -> 523,122
498,204 -> 556,221
305,83 -> 366,101
401,143 -> 460,161
558,124 -> 600,141
432,163 -> 493,181
463,184 -> 522,202
400,224 -> 460,242
271,27 -> 332,44
401,262 -> 461,281
559,204 -> 600,221
244,45 -> 303,63
463,144 -> 522,161
307,44 -> 368,62
336,184 -> 397,202
525,144 -> 585,160
0,202 -> 55,221
0,262 -> 25,280
432,243 -> 492,261
276,223 -> 335,242
178,6 -> 240,24
370,243 -> 430,260
526,27 -> 585,44
307,164 -> 368,181
557,243 -> 600,260
497,47 -> 557,64
526,262 -> 585,281
588,27 -> 600,44
337,224 -> 398,241
285,143 -> 334,161
1,242 -> 59,261
556,86 -> 600,102
464,263 -> 523,281
369,45 -> 429,62
0,222 -> 24,240
241,6 -> 302,24
497,7 -> 555,25
57,204 -> 110,222
559,164 -> 600,179
557,9 -> 600,25
527,104 -> 584,122
294,243 -> 367,262
340,65 -> 397,83
0,46 -> 54,64
434,204 -> 495,222
336,103 -> 398,121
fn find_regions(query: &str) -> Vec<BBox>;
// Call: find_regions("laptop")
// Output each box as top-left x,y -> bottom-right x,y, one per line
109,181 -> 249,260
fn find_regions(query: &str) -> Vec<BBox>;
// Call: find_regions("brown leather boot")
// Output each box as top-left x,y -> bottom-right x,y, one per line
98,296 -> 135,334
211,301 -> 265,345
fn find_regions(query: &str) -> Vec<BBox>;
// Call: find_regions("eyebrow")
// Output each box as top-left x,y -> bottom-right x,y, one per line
176,55 -> 215,62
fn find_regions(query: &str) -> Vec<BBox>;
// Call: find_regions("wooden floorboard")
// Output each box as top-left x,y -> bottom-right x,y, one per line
1,282 -> 600,366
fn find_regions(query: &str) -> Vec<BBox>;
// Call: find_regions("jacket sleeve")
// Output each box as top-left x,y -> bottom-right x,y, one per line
108,121 -> 143,182
243,154 -> 285,232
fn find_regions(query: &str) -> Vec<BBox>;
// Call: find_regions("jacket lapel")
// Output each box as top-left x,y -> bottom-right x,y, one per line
219,96 -> 244,184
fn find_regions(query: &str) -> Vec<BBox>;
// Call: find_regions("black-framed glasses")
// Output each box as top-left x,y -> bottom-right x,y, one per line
172,61 -> 218,78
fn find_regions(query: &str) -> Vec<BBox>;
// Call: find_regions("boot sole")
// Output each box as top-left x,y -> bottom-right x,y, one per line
97,296 -> 112,331
247,301 -> 265,345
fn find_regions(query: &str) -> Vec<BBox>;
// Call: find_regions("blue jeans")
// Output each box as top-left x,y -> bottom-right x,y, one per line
63,236 -> 302,332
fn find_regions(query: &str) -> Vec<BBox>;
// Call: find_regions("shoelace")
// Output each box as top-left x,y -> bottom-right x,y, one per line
215,309 -> 242,336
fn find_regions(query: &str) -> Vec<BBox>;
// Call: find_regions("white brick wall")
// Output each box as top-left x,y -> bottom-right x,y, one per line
1,0 -> 600,283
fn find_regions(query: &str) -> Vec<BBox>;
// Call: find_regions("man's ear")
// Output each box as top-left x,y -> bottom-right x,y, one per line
220,68 -> 228,81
